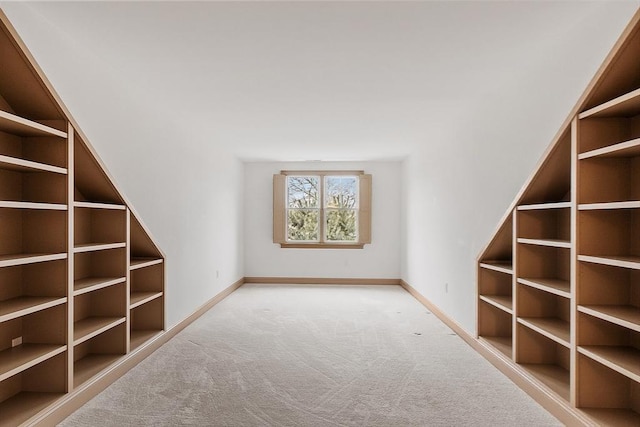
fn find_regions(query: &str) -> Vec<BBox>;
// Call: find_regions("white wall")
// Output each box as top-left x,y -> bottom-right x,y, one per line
400,4 -> 639,333
244,161 -> 401,279
3,5 -> 245,329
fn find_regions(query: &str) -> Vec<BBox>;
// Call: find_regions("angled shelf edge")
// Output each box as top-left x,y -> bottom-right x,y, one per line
130,258 -> 164,270
578,87 -> 640,119
517,317 -> 571,348
0,296 -> 67,323
73,317 -> 126,346
0,154 -> 67,175
517,278 -> 571,299
130,291 -> 163,309
578,345 -> 640,383
0,109 -> 67,138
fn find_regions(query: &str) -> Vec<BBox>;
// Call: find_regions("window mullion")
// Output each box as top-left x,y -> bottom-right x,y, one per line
320,175 -> 325,243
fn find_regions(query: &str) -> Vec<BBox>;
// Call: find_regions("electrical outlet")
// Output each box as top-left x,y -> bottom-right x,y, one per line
11,336 -> 22,347
216,270 -> 220,279
445,283 -> 449,293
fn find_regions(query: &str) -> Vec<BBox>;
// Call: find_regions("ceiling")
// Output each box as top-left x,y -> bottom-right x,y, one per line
2,1 -> 638,161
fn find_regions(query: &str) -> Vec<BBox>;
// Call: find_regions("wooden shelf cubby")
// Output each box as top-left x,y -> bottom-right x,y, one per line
73,323 -> 126,389
74,247 -> 126,295
477,212 -> 513,359
73,283 -> 126,345
130,297 -> 163,352
0,11 -> 166,424
517,322 -> 571,402
0,352 -> 67,427
74,205 -> 126,250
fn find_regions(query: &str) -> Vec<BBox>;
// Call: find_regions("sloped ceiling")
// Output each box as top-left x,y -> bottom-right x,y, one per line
2,1 -> 638,161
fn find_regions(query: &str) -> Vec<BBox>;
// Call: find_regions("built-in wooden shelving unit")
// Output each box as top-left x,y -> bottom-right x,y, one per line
0,9 -> 164,426
477,9 -> 640,426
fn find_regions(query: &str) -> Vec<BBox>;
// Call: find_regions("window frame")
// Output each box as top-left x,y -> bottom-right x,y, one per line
274,170 -> 371,249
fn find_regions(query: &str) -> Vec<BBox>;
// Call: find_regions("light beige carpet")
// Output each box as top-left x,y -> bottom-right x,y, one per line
60,284 -> 561,426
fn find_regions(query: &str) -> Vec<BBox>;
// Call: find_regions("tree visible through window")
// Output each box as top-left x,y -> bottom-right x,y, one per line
286,175 -> 359,243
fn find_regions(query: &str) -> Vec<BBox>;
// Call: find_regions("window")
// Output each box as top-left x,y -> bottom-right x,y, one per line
273,171 -> 371,248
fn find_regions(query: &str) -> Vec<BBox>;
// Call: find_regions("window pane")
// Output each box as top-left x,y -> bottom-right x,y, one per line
287,209 -> 319,241
325,176 -> 358,209
287,176 -> 319,208
326,209 -> 357,241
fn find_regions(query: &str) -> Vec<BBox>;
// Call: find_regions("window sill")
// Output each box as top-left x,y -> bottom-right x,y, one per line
279,243 -> 365,249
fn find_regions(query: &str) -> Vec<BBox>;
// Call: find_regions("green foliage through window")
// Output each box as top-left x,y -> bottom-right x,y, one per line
286,174 -> 358,242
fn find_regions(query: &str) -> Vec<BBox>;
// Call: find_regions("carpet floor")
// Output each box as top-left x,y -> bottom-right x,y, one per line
60,284 -> 561,426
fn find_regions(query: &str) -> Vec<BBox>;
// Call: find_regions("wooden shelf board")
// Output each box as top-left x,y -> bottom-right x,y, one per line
0,253 -> 67,268
478,294 -> 513,314
578,305 -> 640,332
130,329 -> 163,351
579,87 -> 640,119
73,316 -> 125,346
517,238 -> 571,249
517,202 -> 571,211
0,296 -> 66,323
74,353 -> 122,388
579,201 -> 640,210
0,110 -> 67,138
0,344 -> 66,382
518,317 -> 571,348
517,278 -> 571,299
0,154 -> 67,175
0,201 -> 67,210
579,345 -> 640,383
0,392 -> 65,427
74,201 -> 126,210
478,261 -> 513,275
73,242 -> 126,254
578,255 -> 640,270
520,363 -> 570,402
130,257 -> 163,270
580,408 -> 640,427
130,291 -> 163,309
579,137 -> 640,160
74,277 -> 126,296
479,336 -> 512,360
